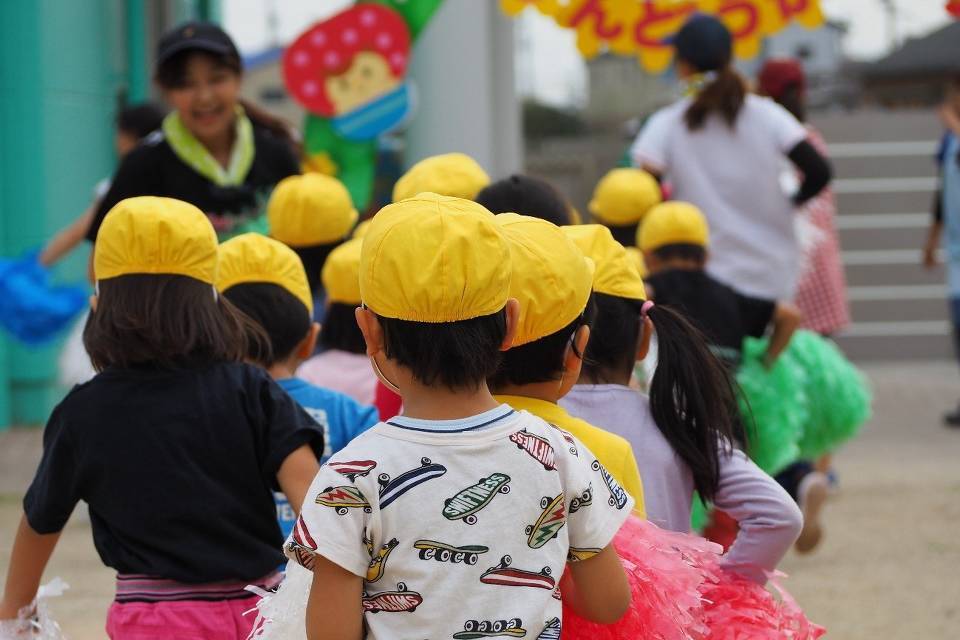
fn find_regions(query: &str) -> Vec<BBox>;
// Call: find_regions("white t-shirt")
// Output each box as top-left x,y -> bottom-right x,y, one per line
286,405 -> 632,640
631,95 -> 808,300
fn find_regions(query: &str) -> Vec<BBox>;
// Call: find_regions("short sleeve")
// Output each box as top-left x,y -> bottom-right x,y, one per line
284,465 -> 373,578
86,144 -> 161,242
630,110 -> 673,172
758,98 -> 808,154
561,436 -> 634,557
258,375 -> 326,484
735,292 -> 776,339
616,446 -> 646,518
23,405 -> 82,534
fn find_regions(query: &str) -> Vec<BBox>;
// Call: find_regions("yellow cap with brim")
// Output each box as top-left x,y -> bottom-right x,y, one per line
94,196 -> 218,284
589,168 -> 662,226
322,237 -> 363,305
392,153 -> 491,203
360,193 -> 510,322
638,202 -> 710,252
496,213 -> 595,346
217,233 -> 314,315
563,225 -> 646,301
268,173 -> 358,247
624,247 -> 648,279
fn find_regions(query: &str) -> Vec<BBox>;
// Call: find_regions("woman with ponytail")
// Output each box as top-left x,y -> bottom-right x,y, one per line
630,14 -> 832,305
560,223 -> 803,586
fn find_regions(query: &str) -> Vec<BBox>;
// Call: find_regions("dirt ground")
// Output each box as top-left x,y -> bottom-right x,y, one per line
1,361 -> 959,639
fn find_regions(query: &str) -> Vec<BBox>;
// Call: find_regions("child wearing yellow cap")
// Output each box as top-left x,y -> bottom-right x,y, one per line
216,233 -> 378,542
297,238 -> 380,406
392,152 -> 490,202
559,224 -> 802,585
476,174 -> 574,226
0,197 -> 323,638
257,194 -> 631,640
267,173 -> 359,318
589,168 -> 662,248
488,214 -> 646,512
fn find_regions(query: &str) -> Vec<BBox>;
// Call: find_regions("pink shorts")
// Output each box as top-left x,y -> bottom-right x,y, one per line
105,572 -> 280,640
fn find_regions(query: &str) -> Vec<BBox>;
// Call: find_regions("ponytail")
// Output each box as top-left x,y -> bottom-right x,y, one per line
684,66 -> 746,131
646,304 -> 743,502
239,98 -> 302,156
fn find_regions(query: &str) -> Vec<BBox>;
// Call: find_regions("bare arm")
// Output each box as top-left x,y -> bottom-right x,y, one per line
38,204 -> 97,267
561,544 -> 630,624
306,555 -> 364,640
764,302 -> 801,368
0,515 -> 61,619
276,444 -> 320,514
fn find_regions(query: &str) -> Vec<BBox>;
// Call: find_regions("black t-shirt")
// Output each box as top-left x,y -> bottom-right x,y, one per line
86,126 -> 300,241
24,362 -> 323,583
646,269 -> 775,363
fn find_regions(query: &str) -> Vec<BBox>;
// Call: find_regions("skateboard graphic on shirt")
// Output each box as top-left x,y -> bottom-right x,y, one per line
453,618 -> 526,638
536,618 -> 561,640
525,494 -> 566,549
568,484 -> 593,514
508,430 -> 557,471
479,555 -> 556,590
548,424 -> 578,456
366,538 -> 399,582
315,485 -> 372,515
361,582 -> 423,613
414,539 -> 489,565
285,516 -> 320,570
592,459 -> 629,510
378,457 -> 448,509
443,473 -> 512,525
328,459 -> 378,482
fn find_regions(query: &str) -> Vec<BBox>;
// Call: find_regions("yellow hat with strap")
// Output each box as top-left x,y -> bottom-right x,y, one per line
589,168 -> 662,226
217,233 -> 314,315
563,224 -> 646,301
94,196 -> 218,284
496,213 -> 595,346
392,153 -> 491,203
360,193 -> 510,322
638,202 -> 710,252
268,173 -> 358,247
322,237 -> 363,305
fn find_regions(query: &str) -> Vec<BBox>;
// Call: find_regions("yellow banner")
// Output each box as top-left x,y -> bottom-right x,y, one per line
501,0 -> 824,73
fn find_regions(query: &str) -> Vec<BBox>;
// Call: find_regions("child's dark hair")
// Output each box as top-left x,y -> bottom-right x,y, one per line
652,243 -> 707,264
379,310 -> 507,390
222,283 -> 311,367
476,175 -> 572,227
84,274 -> 261,371
684,66 -> 747,131
116,103 -> 167,139
321,303 -> 367,354
295,242 -> 342,293
582,293 -> 742,502
489,297 -> 595,389
606,222 -> 638,248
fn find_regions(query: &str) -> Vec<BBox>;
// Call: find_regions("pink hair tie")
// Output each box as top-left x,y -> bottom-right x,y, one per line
641,300 -> 655,318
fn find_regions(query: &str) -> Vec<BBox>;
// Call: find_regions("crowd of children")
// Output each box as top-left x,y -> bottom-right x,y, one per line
0,14 -> 878,640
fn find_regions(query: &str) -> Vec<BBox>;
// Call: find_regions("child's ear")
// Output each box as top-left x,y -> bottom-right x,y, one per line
355,306 -> 385,357
564,324 -> 591,372
298,322 -> 321,360
500,298 -> 521,351
636,316 -> 653,361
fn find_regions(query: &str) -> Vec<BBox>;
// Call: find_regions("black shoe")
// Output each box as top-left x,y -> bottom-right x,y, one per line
944,406 -> 960,427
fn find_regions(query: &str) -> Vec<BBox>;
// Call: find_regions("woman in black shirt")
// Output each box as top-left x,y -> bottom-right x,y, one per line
87,22 -> 300,243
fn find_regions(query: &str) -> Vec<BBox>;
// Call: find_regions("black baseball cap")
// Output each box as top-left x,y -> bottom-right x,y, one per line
156,22 -> 241,67
669,14 -> 732,72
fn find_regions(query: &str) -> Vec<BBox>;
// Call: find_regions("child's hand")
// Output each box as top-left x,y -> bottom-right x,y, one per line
923,240 -> 940,270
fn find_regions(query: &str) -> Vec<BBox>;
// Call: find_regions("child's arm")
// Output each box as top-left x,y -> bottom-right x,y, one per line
560,545 -> 631,624
276,444 -> 320,514
38,204 -> 96,267
0,515 -> 61,619
925,219 -> 943,269
763,301 -> 801,368
305,555 -> 364,640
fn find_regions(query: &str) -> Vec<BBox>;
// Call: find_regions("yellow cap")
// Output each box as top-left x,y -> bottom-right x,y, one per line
268,174 -> 358,247
563,225 -> 646,301
360,193 -> 510,322
217,233 -> 314,315
352,219 -> 372,239
322,237 -> 363,305
588,168 -> 662,226
638,202 -> 710,252
496,214 -> 595,346
94,196 -> 218,284
392,153 -> 491,203
624,247 -> 648,279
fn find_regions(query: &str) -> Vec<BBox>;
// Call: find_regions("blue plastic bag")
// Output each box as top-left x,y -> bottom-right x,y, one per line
0,250 -> 88,345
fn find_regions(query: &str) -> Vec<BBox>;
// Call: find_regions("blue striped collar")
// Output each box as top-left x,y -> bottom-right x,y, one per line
387,405 -> 515,434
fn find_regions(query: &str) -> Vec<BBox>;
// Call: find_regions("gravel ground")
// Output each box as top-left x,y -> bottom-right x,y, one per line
1,361 -> 959,639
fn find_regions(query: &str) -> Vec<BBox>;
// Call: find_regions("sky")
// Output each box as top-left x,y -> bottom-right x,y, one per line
223,0 -> 953,106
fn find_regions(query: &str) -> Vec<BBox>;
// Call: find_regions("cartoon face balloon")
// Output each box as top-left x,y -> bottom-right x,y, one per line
284,5 -> 414,141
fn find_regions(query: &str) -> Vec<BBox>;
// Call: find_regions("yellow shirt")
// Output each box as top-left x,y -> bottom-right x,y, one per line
496,395 -> 646,517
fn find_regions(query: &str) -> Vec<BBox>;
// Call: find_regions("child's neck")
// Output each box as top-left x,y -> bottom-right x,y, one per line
494,381 -> 562,405
578,368 -> 632,387
401,382 -> 502,421
267,357 -> 302,381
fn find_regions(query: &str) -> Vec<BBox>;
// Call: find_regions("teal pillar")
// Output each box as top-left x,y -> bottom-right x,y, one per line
0,1 -> 119,427
126,0 -> 149,102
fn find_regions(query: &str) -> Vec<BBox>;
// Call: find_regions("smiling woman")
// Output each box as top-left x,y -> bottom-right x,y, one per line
85,22 -> 301,244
